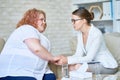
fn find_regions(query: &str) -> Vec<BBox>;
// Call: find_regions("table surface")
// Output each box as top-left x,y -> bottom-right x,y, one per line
57,74 -> 120,80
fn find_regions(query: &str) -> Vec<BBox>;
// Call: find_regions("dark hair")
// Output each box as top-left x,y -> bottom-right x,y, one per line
72,7 -> 94,24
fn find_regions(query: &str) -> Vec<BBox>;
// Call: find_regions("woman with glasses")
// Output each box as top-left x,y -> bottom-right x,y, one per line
0,8 -> 58,80
56,7 -> 118,74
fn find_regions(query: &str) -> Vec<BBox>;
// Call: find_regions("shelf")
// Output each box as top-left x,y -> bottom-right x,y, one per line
92,19 -> 113,22
116,18 -> 120,20
72,0 -> 120,32
72,0 -> 110,5
116,1 -> 120,20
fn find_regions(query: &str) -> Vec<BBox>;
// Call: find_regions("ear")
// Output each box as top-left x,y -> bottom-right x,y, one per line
83,19 -> 87,23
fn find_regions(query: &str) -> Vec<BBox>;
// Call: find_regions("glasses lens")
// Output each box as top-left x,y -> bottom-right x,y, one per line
71,19 -> 82,23
71,19 -> 75,23
39,18 -> 46,22
42,19 -> 46,22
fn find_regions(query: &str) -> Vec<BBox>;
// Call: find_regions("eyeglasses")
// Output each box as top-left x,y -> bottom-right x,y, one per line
38,18 -> 46,22
71,19 -> 83,23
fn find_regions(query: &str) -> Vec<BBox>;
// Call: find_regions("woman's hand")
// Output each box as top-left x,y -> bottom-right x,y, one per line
53,55 -> 68,65
69,64 -> 81,71
50,56 -> 61,64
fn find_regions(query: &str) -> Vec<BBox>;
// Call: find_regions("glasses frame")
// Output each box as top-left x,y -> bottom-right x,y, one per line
38,18 -> 46,22
71,19 -> 83,24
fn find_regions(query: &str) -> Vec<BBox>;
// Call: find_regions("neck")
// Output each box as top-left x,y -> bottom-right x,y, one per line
81,24 -> 91,35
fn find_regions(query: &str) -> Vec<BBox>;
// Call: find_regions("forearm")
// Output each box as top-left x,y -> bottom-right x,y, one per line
24,38 -> 56,62
32,45 -> 54,62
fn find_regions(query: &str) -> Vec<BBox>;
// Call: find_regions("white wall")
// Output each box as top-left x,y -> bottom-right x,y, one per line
0,0 -> 74,55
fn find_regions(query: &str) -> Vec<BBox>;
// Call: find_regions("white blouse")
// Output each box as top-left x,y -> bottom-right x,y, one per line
0,25 -> 51,80
68,24 -> 118,68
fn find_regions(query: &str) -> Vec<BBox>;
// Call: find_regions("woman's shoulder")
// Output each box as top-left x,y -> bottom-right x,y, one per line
12,25 -> 40,38
92,25 -> 102,34
17,25 -> 36,30
15,24 -> 39,34
90,24 -> 103,37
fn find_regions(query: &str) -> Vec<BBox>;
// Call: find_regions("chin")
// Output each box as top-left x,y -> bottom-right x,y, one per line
39,30 -> 43,33
41,29 -> 45,33
74,28 -> 78,31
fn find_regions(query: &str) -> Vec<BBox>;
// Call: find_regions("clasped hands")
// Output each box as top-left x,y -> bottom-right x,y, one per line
51,55 -> 81,71
51,55 -> 68,65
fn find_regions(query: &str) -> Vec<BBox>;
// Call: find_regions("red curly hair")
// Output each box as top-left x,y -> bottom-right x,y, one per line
16,8 -> 46,28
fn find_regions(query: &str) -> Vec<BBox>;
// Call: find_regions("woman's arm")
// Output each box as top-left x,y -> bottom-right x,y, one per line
24,38 -> 56,62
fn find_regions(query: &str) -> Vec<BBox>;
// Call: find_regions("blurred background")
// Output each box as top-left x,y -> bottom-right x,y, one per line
0,0 -> 74,55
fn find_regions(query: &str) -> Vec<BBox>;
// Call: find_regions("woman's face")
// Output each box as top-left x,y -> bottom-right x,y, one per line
71,15 -> 84,31
37,14 -> 46,33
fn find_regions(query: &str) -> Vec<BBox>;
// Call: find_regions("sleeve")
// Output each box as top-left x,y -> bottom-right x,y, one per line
19,25 -> 39,42
67,31 -> 103,64
78,34 -> 102,63
67,42 -> 84,64
83,34 -> 103,62
67,33 -> 84,64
